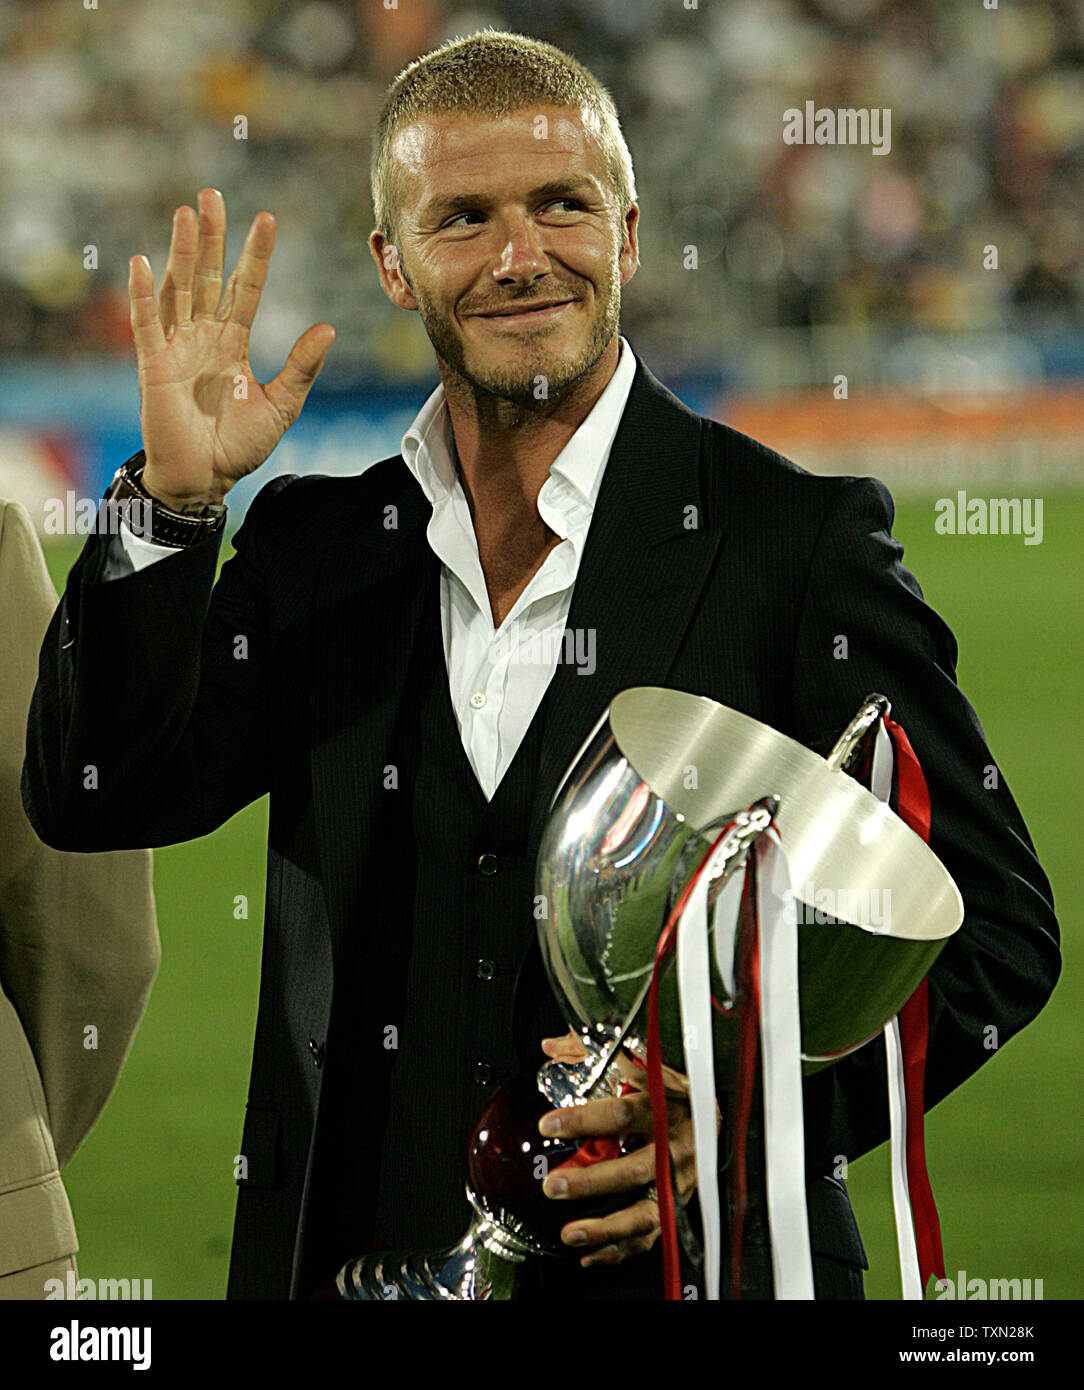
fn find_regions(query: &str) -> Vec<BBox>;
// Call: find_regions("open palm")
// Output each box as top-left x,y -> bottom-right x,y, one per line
128,187 -> 335,509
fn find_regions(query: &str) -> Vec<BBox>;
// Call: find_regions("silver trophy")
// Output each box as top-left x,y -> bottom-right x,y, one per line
337,689 -> 962,1299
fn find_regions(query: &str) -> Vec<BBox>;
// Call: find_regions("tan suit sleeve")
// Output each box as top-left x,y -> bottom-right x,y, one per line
0,498 -> 160,1170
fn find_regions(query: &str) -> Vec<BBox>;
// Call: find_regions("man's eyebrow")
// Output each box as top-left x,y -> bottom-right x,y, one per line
419,178 -> 601,220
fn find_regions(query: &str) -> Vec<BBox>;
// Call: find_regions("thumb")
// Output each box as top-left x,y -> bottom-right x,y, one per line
541,1028 -> 588,1061
265,322 -> 335,427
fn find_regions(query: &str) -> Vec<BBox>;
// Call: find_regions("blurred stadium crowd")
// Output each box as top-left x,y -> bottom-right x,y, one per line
0,0 -> 1081,387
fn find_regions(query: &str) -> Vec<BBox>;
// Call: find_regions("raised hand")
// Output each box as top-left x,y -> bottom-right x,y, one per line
128,187 -> 335,510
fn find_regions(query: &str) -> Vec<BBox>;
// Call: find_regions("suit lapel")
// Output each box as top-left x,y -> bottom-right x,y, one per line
526,354 -> 726,860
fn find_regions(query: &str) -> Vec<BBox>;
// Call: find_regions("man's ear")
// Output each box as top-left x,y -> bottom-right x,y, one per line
369,230 -> 418,310
619,203 -> 640,287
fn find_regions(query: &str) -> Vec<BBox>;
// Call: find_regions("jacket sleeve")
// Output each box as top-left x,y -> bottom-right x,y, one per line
790,476 -> 1060,1171
1,499 -> 159,1168
21,473 -> 296,852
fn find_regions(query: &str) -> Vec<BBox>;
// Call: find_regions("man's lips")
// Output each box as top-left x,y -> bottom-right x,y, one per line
470,299 -> 577,324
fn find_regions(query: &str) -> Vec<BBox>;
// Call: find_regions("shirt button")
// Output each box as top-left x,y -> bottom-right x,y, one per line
473,1061 -> 494,1087
475,958 -> 497,981
477,853 -> 499,876
469,691 -> 486,709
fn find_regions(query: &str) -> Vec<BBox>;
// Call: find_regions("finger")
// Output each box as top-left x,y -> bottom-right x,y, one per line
612,1049 -> 648,1087
544,1146 -> 653,1202
193,187 -> 226,319
539,1092 -> 652,1140
218,211 -> 276,332
159,205 -> 198,333
607,1049 -> 688,1097
559,1197 -> 660,1254
264,323 -> 335,429
128,255 -> 166,360
581,1234 -> 657,1268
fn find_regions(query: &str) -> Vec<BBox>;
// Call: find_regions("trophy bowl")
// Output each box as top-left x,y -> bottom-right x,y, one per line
536,687 -> 964,1077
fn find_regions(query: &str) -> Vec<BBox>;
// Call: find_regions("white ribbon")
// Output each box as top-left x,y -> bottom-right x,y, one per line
757,830 -> 814,1299
675,838 -> 734,1300
870,719 -> 893,802
885,1015 -> 923,1298
871,719 -> 924,1301
711,869 -> 745,1005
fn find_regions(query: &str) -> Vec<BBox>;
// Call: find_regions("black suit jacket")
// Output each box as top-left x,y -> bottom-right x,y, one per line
21,350 -> 1060,1299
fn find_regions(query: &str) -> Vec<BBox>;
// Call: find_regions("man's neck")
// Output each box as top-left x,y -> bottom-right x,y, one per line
440,334 -> 620,516
437,333 -> 621,627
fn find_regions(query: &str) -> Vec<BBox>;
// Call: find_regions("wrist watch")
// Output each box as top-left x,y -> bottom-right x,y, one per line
103,451 -> 227,549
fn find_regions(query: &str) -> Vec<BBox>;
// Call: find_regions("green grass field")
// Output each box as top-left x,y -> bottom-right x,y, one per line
40,493 -> 1083,1300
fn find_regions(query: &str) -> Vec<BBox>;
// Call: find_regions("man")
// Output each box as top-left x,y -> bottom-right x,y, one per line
1,495 -> 158,1298
22,31 -> 1059,1300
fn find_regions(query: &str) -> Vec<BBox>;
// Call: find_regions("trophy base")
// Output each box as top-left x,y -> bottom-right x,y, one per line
336,1189 -> 549,1301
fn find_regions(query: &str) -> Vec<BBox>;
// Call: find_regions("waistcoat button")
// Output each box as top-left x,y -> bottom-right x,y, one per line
477,852 -> 499,876
475,958 -> 497,981
473,1061 -> 494,1086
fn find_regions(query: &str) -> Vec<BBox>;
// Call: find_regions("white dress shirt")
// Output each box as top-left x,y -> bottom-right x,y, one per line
113,335 -> 637,800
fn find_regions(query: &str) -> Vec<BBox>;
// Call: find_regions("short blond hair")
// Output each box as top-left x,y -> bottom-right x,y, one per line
371,29 -> 637,245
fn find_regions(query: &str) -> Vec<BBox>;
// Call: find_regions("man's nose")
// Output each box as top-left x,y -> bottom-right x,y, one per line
492,215 -> 550,284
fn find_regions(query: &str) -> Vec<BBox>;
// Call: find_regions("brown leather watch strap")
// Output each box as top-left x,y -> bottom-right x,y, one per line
103,451 -> 227,549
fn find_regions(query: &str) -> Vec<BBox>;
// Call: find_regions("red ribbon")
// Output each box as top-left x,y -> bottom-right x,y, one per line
551,1083 -> 637,1177
884,717 -> 946,1292
730,860 -> 761,1299
552,1135 -> 623,1172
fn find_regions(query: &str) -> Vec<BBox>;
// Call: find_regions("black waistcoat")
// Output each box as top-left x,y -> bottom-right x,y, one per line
370,577 -> 558,1250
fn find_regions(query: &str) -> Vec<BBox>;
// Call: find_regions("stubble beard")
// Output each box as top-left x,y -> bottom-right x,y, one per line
408,260 -> 622,412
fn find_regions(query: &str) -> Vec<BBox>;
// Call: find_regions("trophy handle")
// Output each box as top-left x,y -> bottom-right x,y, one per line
825,693 -> 891,774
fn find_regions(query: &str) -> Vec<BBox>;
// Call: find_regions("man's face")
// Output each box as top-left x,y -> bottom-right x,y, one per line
370,105 -> 638,404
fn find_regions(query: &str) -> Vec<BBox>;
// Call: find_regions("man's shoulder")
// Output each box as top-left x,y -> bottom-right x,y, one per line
691,403 -> 893,546
250,454 -> 407,504
241,455 -> 415,533
634,355 -> 880,522
702,413 -> 863,505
